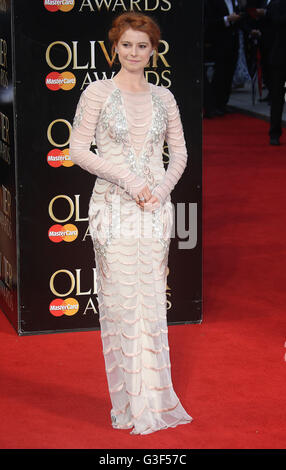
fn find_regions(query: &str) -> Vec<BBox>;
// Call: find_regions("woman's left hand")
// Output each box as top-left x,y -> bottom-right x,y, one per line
135,194 -> 160,211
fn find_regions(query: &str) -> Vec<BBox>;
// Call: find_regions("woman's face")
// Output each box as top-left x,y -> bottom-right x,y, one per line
116,28 -> 153,73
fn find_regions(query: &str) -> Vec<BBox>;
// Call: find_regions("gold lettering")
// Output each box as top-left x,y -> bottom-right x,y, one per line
79,0 -> 95,10
47,119 -> 72,147
0,112 -> 9,144
112,0 -> 127,10
162,143 -> 169,165
95,0 -> 113,10
90,41 -> 96,69
161,69 -> 171,88
78,0 -> 172,12
0,39 -> 7,68
72,41 -> 89,69
80,71 -> 116,89
166,266 -> 170,290
97,41 -> 116,68
145,70 -> 160,85
82,297 -> 98,314
144,0 -> 159,11
46,41 -> 72,70
95,0 -> 112,11
166,291 -> 171,309
48,195 -> 74,223
0,0 -> 8,12
50,269 -> 75,297
152,40 -> 170,68
82,225 -> 91,241
3,255 -> 12,290
81,72 -> 93,89
130,0 -> 142,10
161,0 -> 171,11
75,269 -> 91,295
1,185 -> 11,217
74,194 -> 88,222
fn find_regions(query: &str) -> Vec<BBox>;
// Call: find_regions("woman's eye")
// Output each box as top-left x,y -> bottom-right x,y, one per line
121,43 -> 147,48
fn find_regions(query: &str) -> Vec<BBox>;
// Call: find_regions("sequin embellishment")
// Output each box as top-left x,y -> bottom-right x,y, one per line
72,93 -> 85,129
89,184 -> 121,259
92,87 -> 169,255
98,88 -> 168,188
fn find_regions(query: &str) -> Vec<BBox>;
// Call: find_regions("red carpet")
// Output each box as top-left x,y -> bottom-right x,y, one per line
0,113 -> 285,449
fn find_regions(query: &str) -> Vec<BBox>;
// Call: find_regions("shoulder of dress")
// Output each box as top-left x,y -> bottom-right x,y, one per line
83,79 -> 115,103
151,84 -> 176,106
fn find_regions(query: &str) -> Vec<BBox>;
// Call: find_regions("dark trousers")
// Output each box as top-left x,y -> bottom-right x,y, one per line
260,43 -> 272,96
269,65 -> 286,138
212,46 -> 239,111
203,62 -> 216,114
259,30 -> 275,97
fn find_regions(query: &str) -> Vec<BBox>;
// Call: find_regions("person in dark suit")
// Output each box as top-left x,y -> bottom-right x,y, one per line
256,1 -> 276,102
203,4 -> 216,117
204,0 -> 245,115
265,0 -> 286,145
245,1 -> 276,102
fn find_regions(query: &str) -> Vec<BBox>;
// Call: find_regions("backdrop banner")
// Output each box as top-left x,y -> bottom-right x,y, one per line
0,1 -> 18,331
0,0 -> 203,335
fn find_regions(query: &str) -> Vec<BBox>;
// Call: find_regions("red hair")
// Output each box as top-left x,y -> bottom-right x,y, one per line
108,12 -> 161,56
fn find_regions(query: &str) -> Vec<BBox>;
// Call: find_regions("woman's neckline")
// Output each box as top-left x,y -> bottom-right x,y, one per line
111,78 -> 151,94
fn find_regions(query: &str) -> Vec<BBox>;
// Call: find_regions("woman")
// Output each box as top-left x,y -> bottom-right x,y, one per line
69,11 -> 192,435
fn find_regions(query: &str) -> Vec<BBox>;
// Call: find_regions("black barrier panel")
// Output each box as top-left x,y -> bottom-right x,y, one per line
4,0 -> 202,335
0,1 -> 18,331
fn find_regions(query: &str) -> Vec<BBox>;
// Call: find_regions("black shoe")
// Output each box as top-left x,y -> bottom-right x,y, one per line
270,137 -> 280,146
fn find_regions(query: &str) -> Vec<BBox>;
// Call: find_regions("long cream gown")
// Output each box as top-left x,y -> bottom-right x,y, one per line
69,78 -> 192,435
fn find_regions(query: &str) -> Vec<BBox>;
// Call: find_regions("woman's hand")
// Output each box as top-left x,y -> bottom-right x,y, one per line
135,185 -> 160,210
135,184 -> 152,205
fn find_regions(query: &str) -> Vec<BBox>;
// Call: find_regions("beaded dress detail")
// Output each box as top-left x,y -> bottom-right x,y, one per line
69,79 -> 192,434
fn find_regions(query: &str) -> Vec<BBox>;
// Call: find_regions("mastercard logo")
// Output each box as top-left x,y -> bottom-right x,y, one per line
48,224 -> 78,243
46,72 -> 76,91
44,0 -> 75,12
49,298 -> 79,317
47,148 -> 74,167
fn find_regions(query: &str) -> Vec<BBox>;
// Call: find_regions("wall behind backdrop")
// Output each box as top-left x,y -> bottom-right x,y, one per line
0,0 -> 203,335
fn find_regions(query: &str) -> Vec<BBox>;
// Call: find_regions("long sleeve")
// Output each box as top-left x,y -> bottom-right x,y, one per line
69,83 -> 147,199
152,89 -> 188,205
